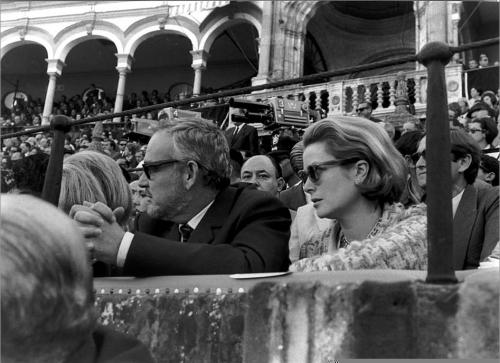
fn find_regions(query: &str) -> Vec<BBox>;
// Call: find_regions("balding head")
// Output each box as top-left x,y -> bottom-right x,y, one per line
241,155 -> 285,196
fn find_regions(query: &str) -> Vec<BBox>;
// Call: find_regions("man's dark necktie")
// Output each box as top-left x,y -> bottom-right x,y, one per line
178,224 -> 193,243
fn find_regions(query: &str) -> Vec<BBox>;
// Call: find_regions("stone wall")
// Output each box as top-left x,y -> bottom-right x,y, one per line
94,269 -> 499,363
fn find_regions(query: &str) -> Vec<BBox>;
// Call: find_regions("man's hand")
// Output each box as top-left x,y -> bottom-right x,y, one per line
70,202 -> 126,265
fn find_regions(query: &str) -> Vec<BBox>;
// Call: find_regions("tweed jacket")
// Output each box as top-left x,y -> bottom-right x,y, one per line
289,203 -> 428,272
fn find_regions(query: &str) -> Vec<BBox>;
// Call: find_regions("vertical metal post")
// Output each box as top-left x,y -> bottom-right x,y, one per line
41,115 -> 72,206
417,42 -> 458,284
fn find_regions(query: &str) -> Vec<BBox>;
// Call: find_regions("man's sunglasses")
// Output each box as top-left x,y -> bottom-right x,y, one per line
142,159 -> 183,179
411,151 -> 425,164
411,150 -> 462,164
298,158 -> 357,183
466,128 -> 484,134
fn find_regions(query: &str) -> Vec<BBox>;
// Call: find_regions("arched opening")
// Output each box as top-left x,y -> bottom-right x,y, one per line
304,1 -> 415,80
459,1 -> 499,66
204,22 -> 259,93
1,43 -> 47,119
127,33 -> 192,104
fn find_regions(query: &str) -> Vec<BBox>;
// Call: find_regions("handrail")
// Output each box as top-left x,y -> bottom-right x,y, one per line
1,37 -> 497,140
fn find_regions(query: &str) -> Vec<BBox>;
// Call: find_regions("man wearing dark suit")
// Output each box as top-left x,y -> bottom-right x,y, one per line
452,180 -> 498,269
72,118 -> 291,276
415,129 -> 499,269
224,109 -> 259,156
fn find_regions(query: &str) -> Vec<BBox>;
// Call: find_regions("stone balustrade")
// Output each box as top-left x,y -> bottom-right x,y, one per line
241,63 -> 464,123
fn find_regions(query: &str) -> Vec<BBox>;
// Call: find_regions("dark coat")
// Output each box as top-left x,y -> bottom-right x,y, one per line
279,182 -> 307,211
224,124 -> 259,156
125,184 -> 291,276
453,184 -> 499,269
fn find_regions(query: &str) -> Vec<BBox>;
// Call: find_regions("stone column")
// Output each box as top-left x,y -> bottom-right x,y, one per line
252,0 -> 273,86
426,1 -> 448,43
42,59 -> 65,125
449,1 -> 462,64
113,53 -> 133,122
414,1 -> 449,70
190,50 -> 208,96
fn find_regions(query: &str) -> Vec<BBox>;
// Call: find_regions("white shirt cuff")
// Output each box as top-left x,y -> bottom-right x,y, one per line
116,232 -> 134,267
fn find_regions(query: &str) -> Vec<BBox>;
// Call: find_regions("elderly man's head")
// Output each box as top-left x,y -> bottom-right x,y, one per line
139,119 -> 231,223
1,194 -> 95,363
241,155 -> 285,196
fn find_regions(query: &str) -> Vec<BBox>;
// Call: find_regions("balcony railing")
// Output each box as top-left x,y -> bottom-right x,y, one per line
240,63 -> 464,122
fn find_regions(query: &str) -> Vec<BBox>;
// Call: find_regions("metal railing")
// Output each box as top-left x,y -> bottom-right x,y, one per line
2,37 -> 498,283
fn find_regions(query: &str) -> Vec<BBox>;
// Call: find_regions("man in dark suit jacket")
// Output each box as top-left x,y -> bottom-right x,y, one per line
453,181 -> 498,269
224,111 -> 260,156
415,129 -> 499,270
72,118 -> 291,276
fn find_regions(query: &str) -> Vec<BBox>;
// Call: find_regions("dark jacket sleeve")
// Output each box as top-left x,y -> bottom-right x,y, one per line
248,126 -> 260,156
124,187 -> 291,276
479,186 -> 499,260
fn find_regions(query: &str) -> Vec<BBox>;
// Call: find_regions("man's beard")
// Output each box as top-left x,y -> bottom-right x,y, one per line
146,202 -> 167,219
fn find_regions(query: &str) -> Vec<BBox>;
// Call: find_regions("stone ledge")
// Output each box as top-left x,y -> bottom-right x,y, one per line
93,269 -> 498,362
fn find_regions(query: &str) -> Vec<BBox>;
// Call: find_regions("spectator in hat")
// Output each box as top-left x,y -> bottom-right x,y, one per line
356,101 -> 382,123
480,90 -> 499,119
467,101 -> 496,120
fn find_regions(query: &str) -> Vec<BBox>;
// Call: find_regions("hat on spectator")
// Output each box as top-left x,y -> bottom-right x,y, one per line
467,101 -> 496,118
289,140 -> 304,174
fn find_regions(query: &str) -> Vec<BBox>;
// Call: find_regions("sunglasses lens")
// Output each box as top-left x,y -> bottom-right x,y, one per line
306,166 -> 318,182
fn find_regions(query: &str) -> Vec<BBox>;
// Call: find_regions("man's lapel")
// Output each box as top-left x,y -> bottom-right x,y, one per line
452,185 -> 477,269
231,125 -> 243,146
188,187 -> 236,244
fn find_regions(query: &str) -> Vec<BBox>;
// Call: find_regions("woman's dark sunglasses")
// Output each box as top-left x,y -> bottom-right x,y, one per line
298,158 -> 357,183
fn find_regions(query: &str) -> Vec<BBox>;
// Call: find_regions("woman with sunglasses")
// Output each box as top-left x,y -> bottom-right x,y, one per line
290,116 -> 427,272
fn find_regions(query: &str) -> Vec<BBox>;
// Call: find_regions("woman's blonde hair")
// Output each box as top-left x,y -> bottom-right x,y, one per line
58,150 -> 132,224
303,116 -> 407,204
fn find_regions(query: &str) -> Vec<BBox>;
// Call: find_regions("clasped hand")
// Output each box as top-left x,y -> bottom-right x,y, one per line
70,201 -> 126,265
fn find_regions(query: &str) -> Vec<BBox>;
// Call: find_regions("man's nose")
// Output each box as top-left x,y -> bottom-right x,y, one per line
138,172 -> 149,188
